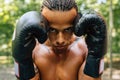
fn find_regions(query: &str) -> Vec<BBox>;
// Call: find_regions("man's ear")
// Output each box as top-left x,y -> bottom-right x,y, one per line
73,12 -> 82,26
40,14 -> 49,31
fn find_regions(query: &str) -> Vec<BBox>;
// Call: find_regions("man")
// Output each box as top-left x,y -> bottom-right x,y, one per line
12,0 -> 107,80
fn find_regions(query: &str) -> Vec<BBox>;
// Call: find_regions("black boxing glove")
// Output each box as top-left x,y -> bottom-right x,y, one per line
12,11 -> 47,80
74,11 -> 107,78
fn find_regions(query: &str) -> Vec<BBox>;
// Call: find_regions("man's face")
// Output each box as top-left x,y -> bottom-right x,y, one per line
42,7 -> 77,53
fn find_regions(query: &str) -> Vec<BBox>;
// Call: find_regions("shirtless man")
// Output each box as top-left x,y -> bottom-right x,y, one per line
12,0 -> 107,80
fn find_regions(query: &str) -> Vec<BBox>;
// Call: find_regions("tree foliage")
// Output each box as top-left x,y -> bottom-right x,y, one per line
0,0 -> 120,56
77,0 -> 120,53
0,0 -> 41,56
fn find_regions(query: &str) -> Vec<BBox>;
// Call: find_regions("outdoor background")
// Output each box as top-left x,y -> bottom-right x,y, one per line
0,0 -> 120,80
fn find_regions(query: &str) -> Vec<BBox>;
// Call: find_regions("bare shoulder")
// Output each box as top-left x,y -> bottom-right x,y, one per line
77,36 -> 87,48
75,36 -> 88,56
68,36 -> 88,62
32,42 -> 51,62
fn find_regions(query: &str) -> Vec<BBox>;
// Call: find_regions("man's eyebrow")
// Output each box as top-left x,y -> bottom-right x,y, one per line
49,26 -> 73,31
49,26 -> 57,30
64,26 -> 73,30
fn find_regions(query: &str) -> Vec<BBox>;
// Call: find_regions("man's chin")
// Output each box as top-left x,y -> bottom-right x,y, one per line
53,47 -> 68,54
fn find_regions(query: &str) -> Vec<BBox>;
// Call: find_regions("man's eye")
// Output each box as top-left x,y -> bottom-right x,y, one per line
49,28 -> 56,33
64,27 -> 73,32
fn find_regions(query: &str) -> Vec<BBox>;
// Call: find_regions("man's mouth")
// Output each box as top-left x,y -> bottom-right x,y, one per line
56,46 -> 66,50
54,45 -> 68,50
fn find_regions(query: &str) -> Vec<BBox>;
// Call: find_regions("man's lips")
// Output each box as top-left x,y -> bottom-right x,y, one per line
55,46 -> 67,50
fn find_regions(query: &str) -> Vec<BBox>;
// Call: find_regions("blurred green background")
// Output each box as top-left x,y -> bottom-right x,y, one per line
0,0 -> 120,80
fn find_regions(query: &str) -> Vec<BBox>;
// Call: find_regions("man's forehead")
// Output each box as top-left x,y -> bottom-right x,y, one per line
41,7 -> 77,25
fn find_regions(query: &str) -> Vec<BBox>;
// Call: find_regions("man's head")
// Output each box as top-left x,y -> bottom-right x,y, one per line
41,0 -> 78,53
41,0 -> 78,11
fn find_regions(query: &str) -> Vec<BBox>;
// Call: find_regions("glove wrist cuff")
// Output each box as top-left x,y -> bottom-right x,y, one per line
14,60 -> 35,79
84,55 -> 104,78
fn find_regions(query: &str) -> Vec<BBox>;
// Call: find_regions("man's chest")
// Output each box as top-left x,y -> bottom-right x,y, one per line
33,39 -> 86,80
36,55 -> 84,80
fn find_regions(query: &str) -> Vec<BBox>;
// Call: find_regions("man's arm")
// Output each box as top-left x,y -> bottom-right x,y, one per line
12,11 -> 47,79
30,73 -> 40,80
78,60 -> 101,80
75,10 -> 107,78
30,42 -> 40,80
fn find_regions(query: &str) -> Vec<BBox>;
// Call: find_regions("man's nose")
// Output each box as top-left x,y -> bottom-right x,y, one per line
56,32 -> 65,45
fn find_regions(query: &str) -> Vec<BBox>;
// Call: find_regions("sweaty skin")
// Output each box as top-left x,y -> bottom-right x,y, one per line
31,7 -> 101,80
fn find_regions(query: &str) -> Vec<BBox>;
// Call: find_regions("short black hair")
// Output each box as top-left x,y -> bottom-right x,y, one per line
41,0 -> 78,11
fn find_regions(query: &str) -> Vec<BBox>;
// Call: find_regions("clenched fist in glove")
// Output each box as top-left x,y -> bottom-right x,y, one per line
12,11 -> 47,80
74,11 -> 107,78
